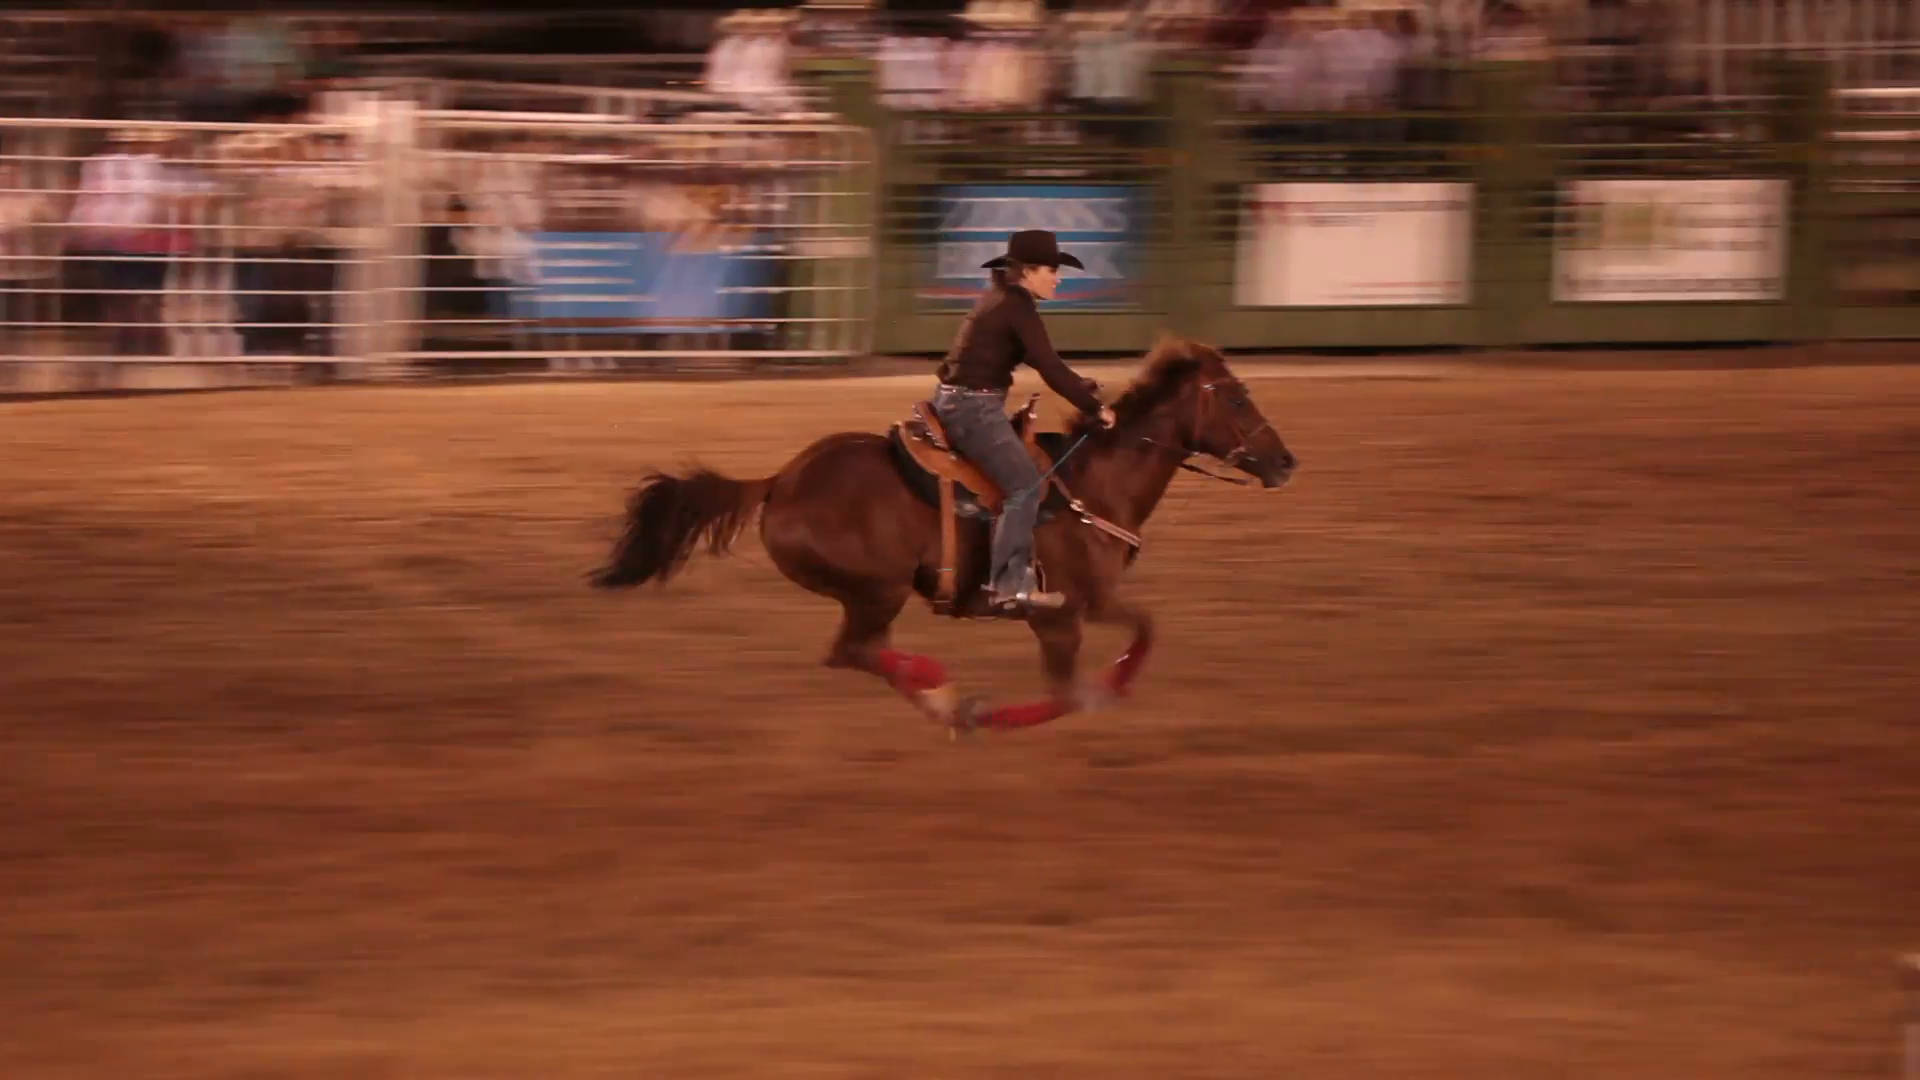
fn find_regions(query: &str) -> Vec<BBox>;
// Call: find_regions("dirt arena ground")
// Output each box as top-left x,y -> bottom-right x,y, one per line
3,360 -> 1918,1078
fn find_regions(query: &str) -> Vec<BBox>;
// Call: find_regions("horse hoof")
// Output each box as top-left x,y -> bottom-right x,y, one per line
1073,682 -> 1116,714
914,683 -> 959,723
948,695 -> 991,736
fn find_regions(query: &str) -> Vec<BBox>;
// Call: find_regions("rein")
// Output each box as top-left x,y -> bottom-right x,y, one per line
1034,430 -> 1092,485
1037,430 -> 1144,551
1005,426 -> 1144,552
1175,459 -> 1256,486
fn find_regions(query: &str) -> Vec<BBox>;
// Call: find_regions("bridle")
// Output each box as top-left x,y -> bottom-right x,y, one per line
1034,374 -> 1273,556
1138,377 -> 1275,487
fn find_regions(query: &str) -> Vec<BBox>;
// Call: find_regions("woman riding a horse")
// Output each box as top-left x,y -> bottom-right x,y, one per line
588,239 -> 1298,733
934,229 -> 1117,614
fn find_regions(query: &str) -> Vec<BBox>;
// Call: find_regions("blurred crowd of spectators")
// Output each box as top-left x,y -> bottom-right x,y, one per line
2,10 -> 731,123
7,14 -> 367,124
865,0 -> 1582,115
4,2 -> 1883,125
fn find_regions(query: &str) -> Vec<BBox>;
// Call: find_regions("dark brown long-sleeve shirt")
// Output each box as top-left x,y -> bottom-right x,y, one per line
936,284 -> 1105,417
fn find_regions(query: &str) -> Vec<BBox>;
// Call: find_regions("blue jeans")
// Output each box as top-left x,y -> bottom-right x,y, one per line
930,384 -> 1046,598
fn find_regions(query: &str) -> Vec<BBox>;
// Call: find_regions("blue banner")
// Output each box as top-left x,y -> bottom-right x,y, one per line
921,184 -> 1143,310
514,232 -> 777,334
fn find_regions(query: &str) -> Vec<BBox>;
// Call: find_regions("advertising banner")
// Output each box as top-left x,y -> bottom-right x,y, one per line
518,232 -> 773,333
1235,182 -> 1474,307
1553,179 -> 1789,302
921,184 -> 1142,309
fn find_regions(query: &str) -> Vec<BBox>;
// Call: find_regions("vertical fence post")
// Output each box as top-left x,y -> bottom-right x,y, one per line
336,112 -> 380,370
378,99 -> 424,375
1775,55 -> 1833,343
1156,58 -> 1217,343
847,124 -> 880,360
798,58 -> 884,360
1473,61 -> 1540,350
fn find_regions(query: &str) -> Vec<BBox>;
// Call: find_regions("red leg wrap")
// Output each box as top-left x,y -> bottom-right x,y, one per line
980,698 -> 1072,730
1104,631 -> 1153,696
874,649 -> 947,694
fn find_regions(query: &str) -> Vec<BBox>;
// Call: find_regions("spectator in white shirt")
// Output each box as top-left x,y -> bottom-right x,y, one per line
68,130 -> 201,354
704,11 -> 800,115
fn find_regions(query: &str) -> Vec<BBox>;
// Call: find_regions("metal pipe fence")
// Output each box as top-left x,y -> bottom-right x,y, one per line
1,108 -> 876,372
0,115 -> 383,364
5,51 -> 1918,374
393,111 -> 874,371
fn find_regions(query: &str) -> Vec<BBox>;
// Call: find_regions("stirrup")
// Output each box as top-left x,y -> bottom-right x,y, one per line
988,588 -> 1067,614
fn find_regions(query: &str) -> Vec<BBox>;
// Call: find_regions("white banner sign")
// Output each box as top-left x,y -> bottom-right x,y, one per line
1236,182 -> 1474,307
1554,178 -> 1789,302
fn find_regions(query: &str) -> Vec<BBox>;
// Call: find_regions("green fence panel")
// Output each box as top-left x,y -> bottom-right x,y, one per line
1201,60 -> 1493,350
853,74 -> 1177,355
1499,55 -> 1817,345
802,59 -> 885,359
837,54 -> 1907,355
1826,78 -> 1920,340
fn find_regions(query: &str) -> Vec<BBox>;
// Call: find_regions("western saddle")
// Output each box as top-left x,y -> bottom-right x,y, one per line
889,394 -> 1060,617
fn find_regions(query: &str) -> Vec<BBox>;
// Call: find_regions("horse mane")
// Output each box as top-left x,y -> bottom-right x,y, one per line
1065,334 -> 1210,440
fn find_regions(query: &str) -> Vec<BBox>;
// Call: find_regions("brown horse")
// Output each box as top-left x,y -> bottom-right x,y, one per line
588,337 -> 1297,733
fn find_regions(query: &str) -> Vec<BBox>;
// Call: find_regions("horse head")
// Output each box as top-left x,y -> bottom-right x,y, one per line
1106,335 -> 1298,489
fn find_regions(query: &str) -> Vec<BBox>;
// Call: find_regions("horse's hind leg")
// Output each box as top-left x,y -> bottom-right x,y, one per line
824,588 -> 966,725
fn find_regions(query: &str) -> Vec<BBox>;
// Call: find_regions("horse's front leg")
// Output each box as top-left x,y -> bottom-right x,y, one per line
1031,610 -> 1085,704
953,612 -> 1083,733
967,535 -> 1148,733
978,599 -> 1148,731
1084,594 -> 1155,700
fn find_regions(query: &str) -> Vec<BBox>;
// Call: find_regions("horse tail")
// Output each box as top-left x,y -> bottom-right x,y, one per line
588,467 -> 773,590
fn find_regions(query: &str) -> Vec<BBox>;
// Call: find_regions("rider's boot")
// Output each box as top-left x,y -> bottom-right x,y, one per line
986,562 -> 1066,615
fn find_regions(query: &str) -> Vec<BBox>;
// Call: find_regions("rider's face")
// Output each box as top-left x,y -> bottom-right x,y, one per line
1022,264 -> 1061,301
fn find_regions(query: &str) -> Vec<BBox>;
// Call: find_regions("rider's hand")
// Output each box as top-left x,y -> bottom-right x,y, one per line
1097,405 -> 1118,429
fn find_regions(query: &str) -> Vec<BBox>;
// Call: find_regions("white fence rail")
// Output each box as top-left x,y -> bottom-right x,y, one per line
1,108 -> 875,373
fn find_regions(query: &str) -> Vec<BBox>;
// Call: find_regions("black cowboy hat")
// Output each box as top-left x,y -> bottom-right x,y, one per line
980,229 -> 1085,271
